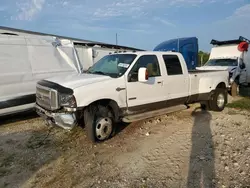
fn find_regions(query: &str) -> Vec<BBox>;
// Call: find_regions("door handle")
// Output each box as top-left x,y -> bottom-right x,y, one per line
116,87 -> 126,92
157,81 -> 163,84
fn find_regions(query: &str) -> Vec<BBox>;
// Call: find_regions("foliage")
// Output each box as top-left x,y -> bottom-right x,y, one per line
227,97 -> 250,111
198,51 -> 210,66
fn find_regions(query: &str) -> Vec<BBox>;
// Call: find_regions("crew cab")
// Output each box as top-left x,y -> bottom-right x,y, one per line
35,51 -> 229,142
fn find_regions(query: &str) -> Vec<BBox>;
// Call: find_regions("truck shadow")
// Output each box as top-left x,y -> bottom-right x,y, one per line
187,107 -> 215,188
0,129 -> 61,188
0,110 -> 38,126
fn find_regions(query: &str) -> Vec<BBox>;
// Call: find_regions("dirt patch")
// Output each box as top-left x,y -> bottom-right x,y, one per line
0,105 -> 250,188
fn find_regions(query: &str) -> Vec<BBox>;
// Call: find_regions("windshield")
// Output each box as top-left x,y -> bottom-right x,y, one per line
204,58 -> 238,67
87,54 -> 137,78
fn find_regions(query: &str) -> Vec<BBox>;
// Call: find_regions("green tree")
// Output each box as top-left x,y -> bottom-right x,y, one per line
198,51 -> 210,66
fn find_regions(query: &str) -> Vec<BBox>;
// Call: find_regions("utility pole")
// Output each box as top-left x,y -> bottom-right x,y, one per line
116,33 -> 118,52
116,33 -> 118,46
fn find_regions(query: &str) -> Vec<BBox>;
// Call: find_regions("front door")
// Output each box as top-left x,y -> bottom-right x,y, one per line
126,55 -> 166,114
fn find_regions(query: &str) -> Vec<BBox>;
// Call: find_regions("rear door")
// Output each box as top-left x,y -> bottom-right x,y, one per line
162,55 -> 189,100
126,55 -> 166,113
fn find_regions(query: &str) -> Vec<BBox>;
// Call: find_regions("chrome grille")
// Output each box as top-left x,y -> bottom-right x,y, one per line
36,84 -> 59,110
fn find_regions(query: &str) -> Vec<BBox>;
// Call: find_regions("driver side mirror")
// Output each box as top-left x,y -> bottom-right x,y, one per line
138,67 -> 148,82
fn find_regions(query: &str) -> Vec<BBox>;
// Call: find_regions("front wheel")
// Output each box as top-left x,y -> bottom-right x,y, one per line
84,105 -> 115,142
209,89 -> 227,112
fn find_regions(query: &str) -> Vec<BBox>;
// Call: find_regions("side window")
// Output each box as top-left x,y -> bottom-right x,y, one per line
128,55 -> 161,82
163,55 -> 183,75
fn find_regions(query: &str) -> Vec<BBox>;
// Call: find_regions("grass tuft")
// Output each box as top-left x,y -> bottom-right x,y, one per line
227,97 -> 250,111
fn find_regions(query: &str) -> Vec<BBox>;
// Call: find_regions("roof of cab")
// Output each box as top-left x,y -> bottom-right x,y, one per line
110,51 -> 182,56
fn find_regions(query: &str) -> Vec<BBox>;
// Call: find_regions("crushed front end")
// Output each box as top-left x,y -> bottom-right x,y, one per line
35,80 -> 78,130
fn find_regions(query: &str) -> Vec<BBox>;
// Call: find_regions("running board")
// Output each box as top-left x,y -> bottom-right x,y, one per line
122,105 -> 188,123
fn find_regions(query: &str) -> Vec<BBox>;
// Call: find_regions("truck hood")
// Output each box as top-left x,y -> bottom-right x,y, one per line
196,66 -> 237,72
45,73 -> 112,89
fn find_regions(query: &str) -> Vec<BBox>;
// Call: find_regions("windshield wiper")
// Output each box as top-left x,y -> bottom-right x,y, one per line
90,71 -> 109,76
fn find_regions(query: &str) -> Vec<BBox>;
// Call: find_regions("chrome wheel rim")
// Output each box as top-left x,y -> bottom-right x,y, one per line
95,117 -> 112,140
217,94 -> 225,108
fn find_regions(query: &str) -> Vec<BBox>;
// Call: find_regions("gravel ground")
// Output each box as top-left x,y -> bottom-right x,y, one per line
0,101 -> 250,188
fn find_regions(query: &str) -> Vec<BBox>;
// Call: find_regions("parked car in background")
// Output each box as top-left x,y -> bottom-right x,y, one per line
197,36 -> 250,96
36,51 -> 229,142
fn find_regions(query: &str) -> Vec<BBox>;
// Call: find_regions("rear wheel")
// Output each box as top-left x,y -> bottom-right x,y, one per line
84,105 -> 115,142
209,89 -> 227,112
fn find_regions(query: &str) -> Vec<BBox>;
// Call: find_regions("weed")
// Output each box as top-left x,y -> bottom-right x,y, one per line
227,97 -> 250,111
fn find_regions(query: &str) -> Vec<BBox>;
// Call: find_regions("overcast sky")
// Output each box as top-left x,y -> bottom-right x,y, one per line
0,0 -> 250,52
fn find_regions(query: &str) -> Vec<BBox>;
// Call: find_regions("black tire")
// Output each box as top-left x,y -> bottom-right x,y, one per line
84,105 -> 115,142
209,89 -> 227,112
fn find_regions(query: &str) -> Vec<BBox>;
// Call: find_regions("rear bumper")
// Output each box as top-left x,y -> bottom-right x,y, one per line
36,104 -> 77,130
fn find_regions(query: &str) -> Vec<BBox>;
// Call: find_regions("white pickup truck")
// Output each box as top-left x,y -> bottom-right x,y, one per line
36,51 -> 229,142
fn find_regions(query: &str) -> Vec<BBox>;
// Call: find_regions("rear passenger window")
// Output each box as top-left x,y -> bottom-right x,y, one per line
163,55 -> 183,75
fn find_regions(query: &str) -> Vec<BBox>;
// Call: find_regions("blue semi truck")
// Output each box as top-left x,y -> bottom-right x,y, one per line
154,37 -> 199,70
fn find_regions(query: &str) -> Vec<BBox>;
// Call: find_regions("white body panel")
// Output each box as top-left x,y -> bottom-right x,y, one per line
189,72 -> 228,95
209,45 -> 242,59
126,76 -> 166,108
0,35 -> 79,117
74,77 -> 127,109
42,52 -> 229,113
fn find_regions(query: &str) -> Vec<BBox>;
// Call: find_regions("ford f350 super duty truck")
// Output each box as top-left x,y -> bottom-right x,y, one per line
35,51 -> 229,142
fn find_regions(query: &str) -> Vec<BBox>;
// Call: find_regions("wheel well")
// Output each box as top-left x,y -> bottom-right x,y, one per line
216,82 -> 226,89
85,99 -> 120,122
